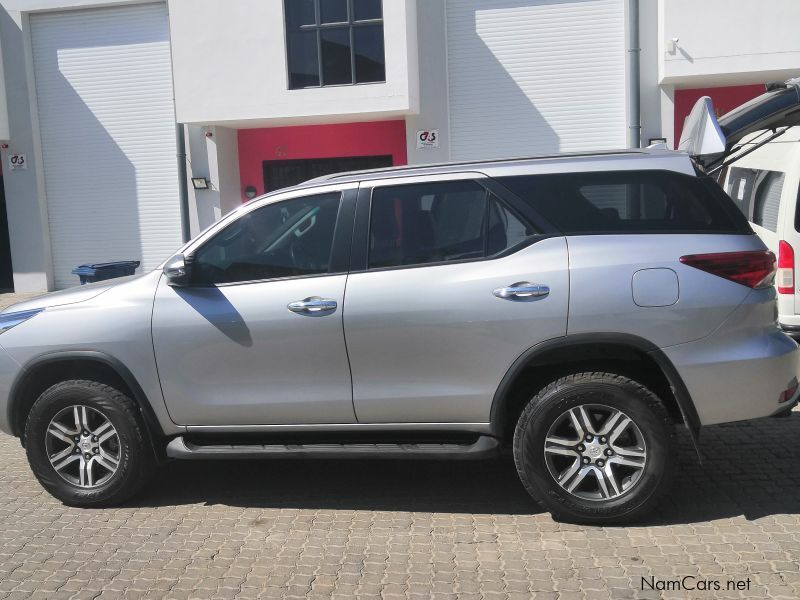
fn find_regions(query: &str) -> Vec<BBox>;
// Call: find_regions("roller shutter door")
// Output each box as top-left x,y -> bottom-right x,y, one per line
446,0 -> 627,161
30,2 -> 181,288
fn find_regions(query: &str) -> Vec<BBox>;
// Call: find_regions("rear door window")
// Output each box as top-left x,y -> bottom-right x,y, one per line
368,180 -> 537,269
497,170 -> 751,234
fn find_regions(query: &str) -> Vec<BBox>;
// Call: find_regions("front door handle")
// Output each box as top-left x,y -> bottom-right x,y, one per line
287,297 -> 338,314
493,282 -> 550,300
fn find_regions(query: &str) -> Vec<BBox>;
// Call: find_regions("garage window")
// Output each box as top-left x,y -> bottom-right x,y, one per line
285,0 -> 385,89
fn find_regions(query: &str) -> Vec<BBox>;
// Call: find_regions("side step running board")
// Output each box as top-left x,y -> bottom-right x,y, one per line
166,435 -> 499,460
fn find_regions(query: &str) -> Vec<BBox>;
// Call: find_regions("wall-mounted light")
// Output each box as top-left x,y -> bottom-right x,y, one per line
648,137 -> 668,147
244,185 -> 257,200
191,177 -> 210,190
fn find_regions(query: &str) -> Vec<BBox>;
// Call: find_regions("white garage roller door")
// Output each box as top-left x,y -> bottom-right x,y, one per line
30,2 -> 181,288
446,0 -> 627,161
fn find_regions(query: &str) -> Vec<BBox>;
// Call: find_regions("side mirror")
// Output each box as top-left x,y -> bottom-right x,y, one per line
164,253 -> 191,287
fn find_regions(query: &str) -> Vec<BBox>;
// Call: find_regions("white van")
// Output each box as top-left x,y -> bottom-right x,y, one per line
720,126 -> 800,338
681,79 -> 800,339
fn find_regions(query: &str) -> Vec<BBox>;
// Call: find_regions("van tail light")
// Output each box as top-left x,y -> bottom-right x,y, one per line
777,240 -> 795,294
679,250 -> 776,289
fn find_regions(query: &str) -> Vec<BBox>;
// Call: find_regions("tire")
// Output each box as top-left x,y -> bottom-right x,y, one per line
24,379 -> 153,507
513,372 -> 676,524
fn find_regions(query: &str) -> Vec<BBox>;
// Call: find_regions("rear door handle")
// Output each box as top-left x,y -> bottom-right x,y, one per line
493,282 -> 550,300
287,297 -> 338,314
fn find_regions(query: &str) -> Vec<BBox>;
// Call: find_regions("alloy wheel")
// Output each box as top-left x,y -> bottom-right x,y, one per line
543,404 -> 647,501
45,405 -> 121,488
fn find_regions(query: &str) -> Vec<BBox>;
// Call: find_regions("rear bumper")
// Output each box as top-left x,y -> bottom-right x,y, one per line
779,322 -> 800,341
663,327 -> 800,426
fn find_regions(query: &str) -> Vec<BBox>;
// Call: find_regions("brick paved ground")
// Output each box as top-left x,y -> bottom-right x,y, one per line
1,292 -> 800,599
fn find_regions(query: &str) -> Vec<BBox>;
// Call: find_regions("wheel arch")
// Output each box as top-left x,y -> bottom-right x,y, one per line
8,351 -> 164,455
490,334 -> 701,448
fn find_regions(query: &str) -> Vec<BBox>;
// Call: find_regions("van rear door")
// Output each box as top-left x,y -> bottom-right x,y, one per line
722,134 -> 800,330
681,78 -> 800,169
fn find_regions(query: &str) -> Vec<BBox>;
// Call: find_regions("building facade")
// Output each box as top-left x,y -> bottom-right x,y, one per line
0,0 -> 797,291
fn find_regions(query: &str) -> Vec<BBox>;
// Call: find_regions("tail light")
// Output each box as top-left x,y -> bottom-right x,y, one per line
679,250 -> 776,289
779,377 -> 798,403
777,240 -> 795,294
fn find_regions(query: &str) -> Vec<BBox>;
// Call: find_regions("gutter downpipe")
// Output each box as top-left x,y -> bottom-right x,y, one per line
176,123 -> 191,243
626,0 -> 641,148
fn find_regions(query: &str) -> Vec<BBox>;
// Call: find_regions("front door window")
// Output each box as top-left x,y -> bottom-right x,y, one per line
191,192 -> 341,285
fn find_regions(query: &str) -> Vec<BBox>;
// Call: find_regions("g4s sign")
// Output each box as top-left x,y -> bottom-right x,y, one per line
416,129 -> 440,149
9,154 -> 27,170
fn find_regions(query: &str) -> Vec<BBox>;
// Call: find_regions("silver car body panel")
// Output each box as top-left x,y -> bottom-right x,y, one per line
152,274 -> 355,425
661,287 -> 800,425
0,271 -> 182,436
344,236 -> 569,424
566,234 -> 764,347
184,422 -> 494,434
0,147 -> 797,439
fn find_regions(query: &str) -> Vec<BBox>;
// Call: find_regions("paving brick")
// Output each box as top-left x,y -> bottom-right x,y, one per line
1,349 -> 799,600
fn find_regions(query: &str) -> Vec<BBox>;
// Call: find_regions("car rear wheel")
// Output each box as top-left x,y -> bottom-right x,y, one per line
513,372 -> 676,524
24,380 -> 153,506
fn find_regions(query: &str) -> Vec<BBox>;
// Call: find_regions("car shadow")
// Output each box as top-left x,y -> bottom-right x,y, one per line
132,414 -> 800,523
136,454 -> 541,515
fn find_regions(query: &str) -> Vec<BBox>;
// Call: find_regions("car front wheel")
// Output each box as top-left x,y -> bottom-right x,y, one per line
513,372 -> 676,524
24,379 -> 153,506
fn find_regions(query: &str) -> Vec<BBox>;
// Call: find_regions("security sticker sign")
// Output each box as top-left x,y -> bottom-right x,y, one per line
416,130 -> 440,149
8,154 -> 27,170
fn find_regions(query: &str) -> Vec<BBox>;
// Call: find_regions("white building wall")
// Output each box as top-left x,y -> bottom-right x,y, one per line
444,0 -> 628,160
0,0 -> 178,291
185,125 -> 240,237
168,0 -> 419,128
405,0 -> 450,164
638,0 -> 666,146
659,0 -> 800,87
0,36 -> 9,141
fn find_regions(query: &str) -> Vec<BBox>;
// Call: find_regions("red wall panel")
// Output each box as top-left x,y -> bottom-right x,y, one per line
238,120 -> 407,200
674,84 -> 766,148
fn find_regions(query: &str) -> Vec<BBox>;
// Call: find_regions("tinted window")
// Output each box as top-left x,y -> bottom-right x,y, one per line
726,166 -> 758,220
320,0 -> 348,23
727,167 -> 785,233
488,197 -> 533,254
368,181 -> 535,269
753,172 -> 784,232
192,193 -> 341,285
354,0 -> 382,20
353,25 -> 385,83
320,28 -> 352,85
285,0 -> 385,88
499,171 -> 750,234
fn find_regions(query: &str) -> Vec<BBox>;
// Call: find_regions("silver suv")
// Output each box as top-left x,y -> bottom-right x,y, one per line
2,92 -> 800,524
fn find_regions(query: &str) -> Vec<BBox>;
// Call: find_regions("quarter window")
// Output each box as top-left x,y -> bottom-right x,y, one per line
500,171 -> 750,234
191,193 -> 341,285
285,0 -> 385,89
368,181 -> 536,269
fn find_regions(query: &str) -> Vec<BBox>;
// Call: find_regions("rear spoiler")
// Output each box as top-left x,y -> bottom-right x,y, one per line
679,77 -> 800,171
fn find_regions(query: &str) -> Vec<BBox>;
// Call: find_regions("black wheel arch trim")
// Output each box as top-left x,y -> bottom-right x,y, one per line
489,333 -> 702,451
8,350 -> 166,458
